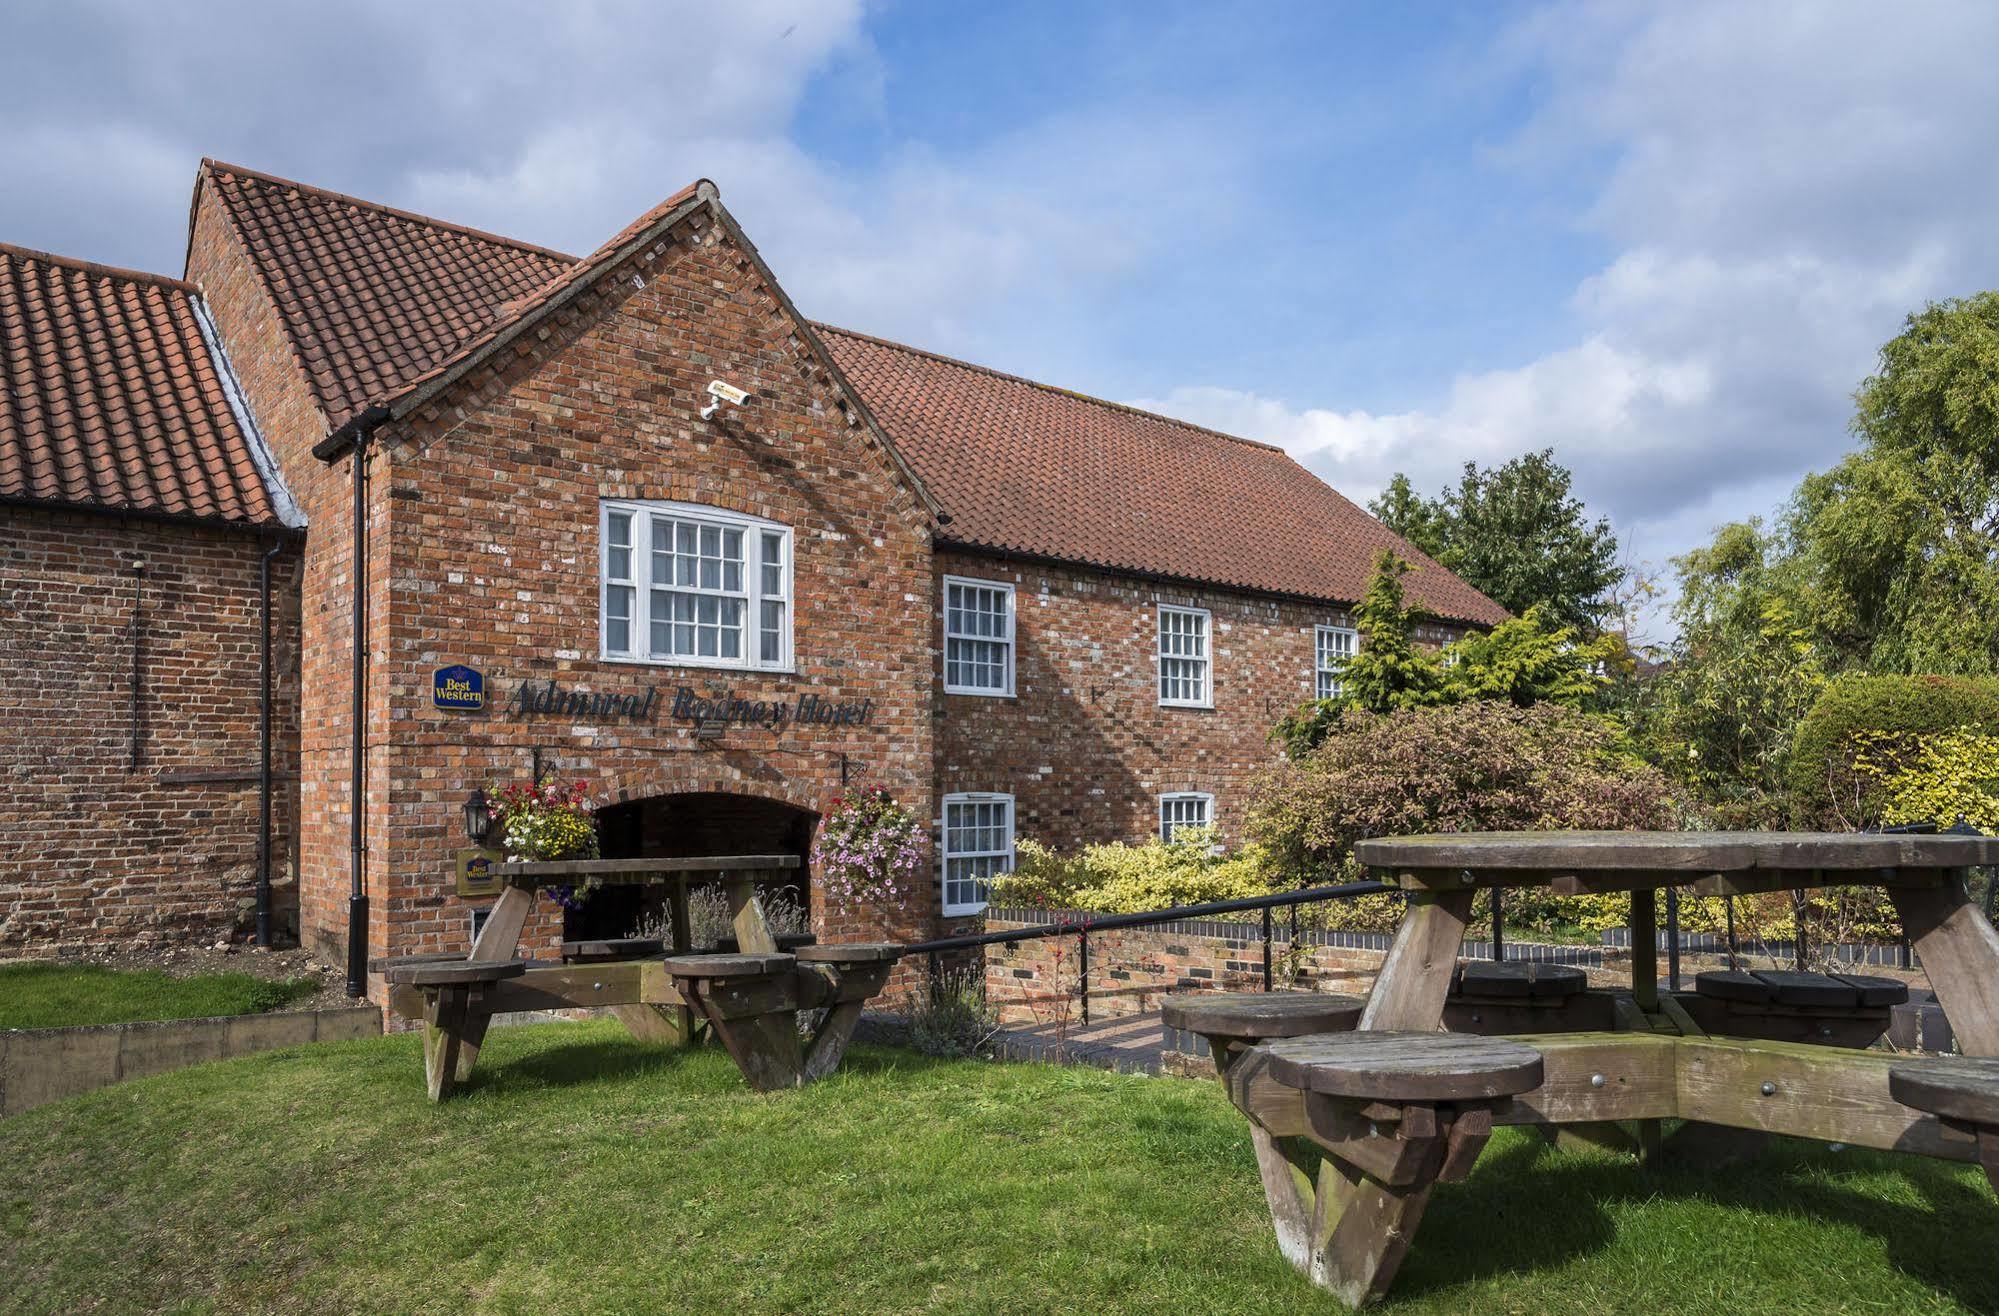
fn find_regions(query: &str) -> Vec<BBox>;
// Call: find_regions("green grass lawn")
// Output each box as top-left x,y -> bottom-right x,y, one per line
1,1021 -> 1994,1315
0,962 -> 320,1030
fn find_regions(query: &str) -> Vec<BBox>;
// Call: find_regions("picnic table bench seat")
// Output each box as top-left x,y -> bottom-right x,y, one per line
1889,1056 -> 1999,1192
1445,960 -> 1611,1034
662,947 -> 899,1092
1162,990 -> 1364,1064
560,937 -> 666,963
1683,969 -> 1908,1048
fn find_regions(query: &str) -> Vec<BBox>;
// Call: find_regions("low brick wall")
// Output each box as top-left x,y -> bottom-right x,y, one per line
980,908 -> 1936,1031
984,909 -> 1405,1026
0,1006 -> 380,1118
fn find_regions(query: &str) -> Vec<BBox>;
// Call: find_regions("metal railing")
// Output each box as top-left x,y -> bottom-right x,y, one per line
903,877 -> 1397,1024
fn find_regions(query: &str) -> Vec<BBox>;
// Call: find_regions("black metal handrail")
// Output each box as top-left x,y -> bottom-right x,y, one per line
905,877 -> 1397,1024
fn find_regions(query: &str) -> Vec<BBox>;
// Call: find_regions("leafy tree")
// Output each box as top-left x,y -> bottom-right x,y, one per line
1790,292 -> 1999,675
1644,519 -> 1827,823
1439,606 -> 1624,709
1369,449 -> 1621,633
1272,555 -> 1621,758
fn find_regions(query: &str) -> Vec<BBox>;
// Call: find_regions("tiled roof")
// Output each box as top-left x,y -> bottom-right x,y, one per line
196,160 -> 574,430
0,241 -> 287,527
818,327 -> 1508,625
195,163 -> 1504,622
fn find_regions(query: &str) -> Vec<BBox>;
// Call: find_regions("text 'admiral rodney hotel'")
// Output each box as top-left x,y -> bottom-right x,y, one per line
0,159 -> 1504,992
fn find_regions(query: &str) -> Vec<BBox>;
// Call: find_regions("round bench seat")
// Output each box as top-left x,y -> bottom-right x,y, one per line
380,957 -> 527,987
561,937 -> 665,963
1162,990 -> 1364,1042
1695,969 -> 1908,1009
1261,1030 -> 1544,1104
1889,1057 -> 1999,1127
661,952 -> 796,980
1452,961 -> 1587,1000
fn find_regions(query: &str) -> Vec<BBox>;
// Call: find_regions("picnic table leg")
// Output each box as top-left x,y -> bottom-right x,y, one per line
702,999 -> 803,1091
1259,888 -> 1476,1306
724,873 -> 780,956
610,1003 -> 694,1047
802,1001 -> 866,1081
1359,888 -> 1476,1031
421,987 -> 472,1102
1891,872 -> 1999,1057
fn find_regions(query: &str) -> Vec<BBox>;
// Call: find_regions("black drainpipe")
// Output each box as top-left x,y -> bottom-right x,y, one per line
320,405 -> 392,997
255,532 -> 285,949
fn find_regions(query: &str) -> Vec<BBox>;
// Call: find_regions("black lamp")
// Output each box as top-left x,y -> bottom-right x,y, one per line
463,788 -> 492,845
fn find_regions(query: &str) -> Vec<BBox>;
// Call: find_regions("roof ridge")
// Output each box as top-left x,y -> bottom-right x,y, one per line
200,158 -> 580,264
811,321 -> 1287,456
0,240 -> 197,294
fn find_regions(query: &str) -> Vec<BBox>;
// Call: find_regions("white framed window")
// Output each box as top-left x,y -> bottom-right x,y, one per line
1159,792 -> 1214,842
1157,604 -> 1212,708
1316,625 -> 1358,700
943,576 -> 1015,696
941,792 -> 1014,916
600,500 -> 792,671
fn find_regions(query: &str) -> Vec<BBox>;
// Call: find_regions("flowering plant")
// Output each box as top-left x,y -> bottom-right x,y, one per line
812,787 -> 926,912
489,779 -> 600,909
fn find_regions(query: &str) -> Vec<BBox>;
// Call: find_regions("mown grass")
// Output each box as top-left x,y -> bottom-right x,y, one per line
0,963 -> 320,1030
0,1020 -> 1994,1314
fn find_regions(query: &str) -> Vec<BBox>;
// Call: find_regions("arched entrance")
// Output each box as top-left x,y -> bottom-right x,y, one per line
567,792 -> 818,944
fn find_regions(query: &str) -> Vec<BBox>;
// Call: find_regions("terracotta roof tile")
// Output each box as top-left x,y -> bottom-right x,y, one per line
816,327 -> 1507,625
0,241 -> 282,526
197,160 -> 574,430
195,163 -> 1504,622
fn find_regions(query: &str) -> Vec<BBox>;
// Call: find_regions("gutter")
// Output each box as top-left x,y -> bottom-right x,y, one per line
319,404 -> 392,996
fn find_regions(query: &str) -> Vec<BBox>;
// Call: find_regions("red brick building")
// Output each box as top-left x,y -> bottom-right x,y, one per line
1,160 -> 1502,994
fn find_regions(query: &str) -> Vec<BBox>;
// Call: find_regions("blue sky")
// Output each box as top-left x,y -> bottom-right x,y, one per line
5,1 -> 1996,636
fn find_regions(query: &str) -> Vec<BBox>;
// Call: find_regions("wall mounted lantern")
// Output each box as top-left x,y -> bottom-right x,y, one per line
463,788 -> 492,845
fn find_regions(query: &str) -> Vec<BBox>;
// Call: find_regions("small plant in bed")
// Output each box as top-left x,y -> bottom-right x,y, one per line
0,963 -> 320,1030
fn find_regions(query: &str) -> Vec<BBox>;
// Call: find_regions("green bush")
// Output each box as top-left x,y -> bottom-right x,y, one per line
1786,673 -> 1999,823
1250,701 -> 1682,943
990,829 -> 1283,914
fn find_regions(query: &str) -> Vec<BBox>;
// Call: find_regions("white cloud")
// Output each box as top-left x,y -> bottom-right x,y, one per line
1139,0 -> 1999,604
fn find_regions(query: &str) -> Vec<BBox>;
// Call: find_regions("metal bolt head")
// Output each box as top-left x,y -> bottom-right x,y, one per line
1590,1073 -> 1606,1088
592,981 -> 603,991
1760,1081 -> 1777,1096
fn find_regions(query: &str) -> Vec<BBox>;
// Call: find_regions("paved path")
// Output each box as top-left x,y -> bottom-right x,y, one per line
991,1011 -> 1169,1076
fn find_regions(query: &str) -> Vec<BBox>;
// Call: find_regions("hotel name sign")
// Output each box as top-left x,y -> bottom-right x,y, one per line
431,667 -> 872,733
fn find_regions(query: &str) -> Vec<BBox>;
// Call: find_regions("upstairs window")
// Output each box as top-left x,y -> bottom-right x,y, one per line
1157,604 -> 1212,707
1158,792 -> 1214,842
942,793 -> 1014,916
1316,625 -> 1358,699
601,500 -> 792,671
944,576 -> 1015,696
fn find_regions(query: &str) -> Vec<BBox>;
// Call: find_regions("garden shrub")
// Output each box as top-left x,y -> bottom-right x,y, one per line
990,829 -> 1282,914
1787,673 -> 1999,823
1249,701 -> 1681,941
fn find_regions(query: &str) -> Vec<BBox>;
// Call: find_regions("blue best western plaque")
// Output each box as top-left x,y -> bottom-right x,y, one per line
432,665 -> 486,712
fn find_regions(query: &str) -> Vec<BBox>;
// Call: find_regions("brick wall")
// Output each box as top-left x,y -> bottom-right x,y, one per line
0,505 -> 301,949
982,909 -> 1392,1026
186,180 -> 369,966
347,202 -> 949,986
935,551 -> 1467,850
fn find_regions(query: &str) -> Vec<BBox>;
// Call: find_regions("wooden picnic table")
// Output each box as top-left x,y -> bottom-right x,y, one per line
1191,830 -> 1999,1307
379,854 -> 900,1099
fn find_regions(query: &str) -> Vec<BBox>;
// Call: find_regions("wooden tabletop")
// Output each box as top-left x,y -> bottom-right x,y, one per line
1355,830 -> 1999,892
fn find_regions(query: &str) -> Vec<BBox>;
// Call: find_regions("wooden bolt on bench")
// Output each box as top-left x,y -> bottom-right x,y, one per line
1889,1057 -> 1999,1195
1237,1030 -> 1545,1307
379,957 -> 527,1101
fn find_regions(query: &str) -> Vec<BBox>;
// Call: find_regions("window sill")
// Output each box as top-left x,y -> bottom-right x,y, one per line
944,685 -> 1016,699
599,653 -> 798,677
1158,699 -> 1214,711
